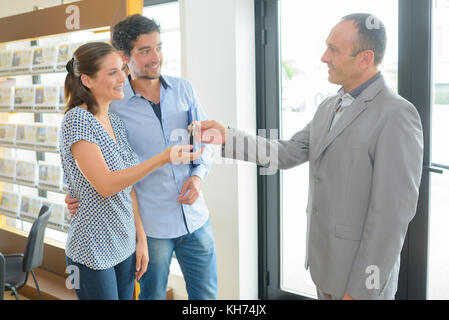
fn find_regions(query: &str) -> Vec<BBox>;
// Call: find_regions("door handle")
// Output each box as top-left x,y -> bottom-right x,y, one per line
425,163 -> 446,174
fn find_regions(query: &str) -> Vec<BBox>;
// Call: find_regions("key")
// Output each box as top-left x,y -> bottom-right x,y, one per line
188,122 -> 196,137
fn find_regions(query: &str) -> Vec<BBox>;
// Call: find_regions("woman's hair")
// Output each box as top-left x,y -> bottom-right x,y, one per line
64,42 -> 117,115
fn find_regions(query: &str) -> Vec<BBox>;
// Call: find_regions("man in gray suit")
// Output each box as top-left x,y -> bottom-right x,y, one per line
194,13 -> 423,300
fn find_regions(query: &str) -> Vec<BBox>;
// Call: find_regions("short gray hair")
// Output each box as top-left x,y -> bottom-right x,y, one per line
341,13 -> 387,65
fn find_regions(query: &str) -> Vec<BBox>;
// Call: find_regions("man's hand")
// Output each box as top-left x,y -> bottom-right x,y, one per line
342,292 -> 356,300
193,120 -> 228,145
65,193 -> 79,218
178,175 -> 202,205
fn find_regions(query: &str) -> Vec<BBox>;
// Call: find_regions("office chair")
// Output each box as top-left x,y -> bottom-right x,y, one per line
0,252 -> 5,300
3,204 -> 51,300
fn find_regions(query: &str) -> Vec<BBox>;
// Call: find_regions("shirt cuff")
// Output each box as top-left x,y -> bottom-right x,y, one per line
221,127 -> 235,159
191,164 -> 207,181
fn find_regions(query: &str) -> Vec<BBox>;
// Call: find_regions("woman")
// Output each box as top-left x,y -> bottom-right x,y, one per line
59,42 -> 202,300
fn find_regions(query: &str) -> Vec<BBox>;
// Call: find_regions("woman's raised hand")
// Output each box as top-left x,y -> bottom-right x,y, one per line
165,144 -> 205,164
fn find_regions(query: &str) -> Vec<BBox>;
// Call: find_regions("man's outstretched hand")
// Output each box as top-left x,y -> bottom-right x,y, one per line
192,120 -> 228,145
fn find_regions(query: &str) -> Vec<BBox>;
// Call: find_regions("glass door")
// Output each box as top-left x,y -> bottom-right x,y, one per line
278,0 -> 399,299
428,0 -> 449,300
258,0 -> 402,299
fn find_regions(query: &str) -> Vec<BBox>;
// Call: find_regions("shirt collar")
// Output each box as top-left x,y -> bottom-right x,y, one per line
336,71 -> 382,110
336,90 -> 355,110
348,71 -> 381,99
123,74 -> 171,103
159,75 -> 170,90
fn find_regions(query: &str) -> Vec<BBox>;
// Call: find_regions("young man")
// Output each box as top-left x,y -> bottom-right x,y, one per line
66,14 -> 217,300
196,14 -> 423,300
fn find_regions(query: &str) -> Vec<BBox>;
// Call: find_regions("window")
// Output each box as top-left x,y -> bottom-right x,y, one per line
143,1 -> 181,77
434,84 -> 449,105
428,0 -> 449,300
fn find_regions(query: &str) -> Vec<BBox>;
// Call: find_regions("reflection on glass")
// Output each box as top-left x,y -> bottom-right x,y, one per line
429,0 -> 449,300
279,0 -> 398,298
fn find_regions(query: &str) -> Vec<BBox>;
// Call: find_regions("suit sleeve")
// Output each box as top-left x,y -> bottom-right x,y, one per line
222,123 -> 311,170
345,104 -> 423,299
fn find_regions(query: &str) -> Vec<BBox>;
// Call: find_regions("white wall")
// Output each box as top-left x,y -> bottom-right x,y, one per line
177,0 -> 259,300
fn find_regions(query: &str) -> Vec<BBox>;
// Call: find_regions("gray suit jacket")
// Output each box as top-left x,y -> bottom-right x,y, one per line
223,75 -> 423,299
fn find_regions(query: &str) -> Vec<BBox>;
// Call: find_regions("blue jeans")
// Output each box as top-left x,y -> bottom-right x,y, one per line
138,219 -> 217,300
66,253 -> 135,300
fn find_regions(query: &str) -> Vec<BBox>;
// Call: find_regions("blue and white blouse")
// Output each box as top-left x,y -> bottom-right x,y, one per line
59,106 -> 139,270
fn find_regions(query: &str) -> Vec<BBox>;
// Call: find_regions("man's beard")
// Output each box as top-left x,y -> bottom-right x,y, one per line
137,64 -> 161,80
139,75 -> 159,80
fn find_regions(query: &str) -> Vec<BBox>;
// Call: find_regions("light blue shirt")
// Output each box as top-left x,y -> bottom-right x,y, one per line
110,75 -> 213,239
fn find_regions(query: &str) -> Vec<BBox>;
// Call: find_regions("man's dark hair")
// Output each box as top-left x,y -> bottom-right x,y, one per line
112,14 -> 161,57
341,13 -> 387,65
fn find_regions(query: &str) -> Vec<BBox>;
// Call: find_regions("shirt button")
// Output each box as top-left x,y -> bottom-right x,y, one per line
314,177 -> 320,183
312,208 -> 317,214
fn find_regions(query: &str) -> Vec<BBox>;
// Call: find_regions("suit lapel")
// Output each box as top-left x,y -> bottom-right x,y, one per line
313,96 -> 341,159
312,75 -> 387,163
314,100 -> 367,162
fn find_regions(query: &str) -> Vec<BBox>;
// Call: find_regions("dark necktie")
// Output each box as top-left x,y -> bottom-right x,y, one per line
329,98 -> 342,132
